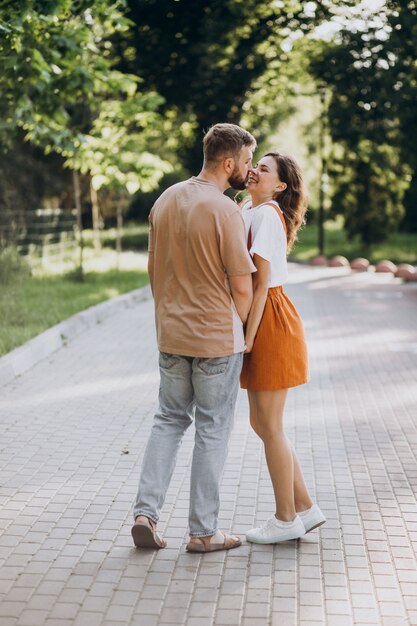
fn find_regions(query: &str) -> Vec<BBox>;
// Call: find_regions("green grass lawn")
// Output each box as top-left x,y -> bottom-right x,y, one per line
101,223 -> 149,251
290,219 -> 417,265
101,220 -> 417,265
1,217 -> 416,358
98,218 -> 417,265
0,265 -> 148,357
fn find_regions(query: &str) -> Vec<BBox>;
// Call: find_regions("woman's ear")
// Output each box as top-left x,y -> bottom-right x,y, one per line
276,182 -> 287,192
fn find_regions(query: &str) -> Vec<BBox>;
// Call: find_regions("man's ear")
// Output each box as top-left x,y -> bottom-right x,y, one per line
223,157 -> 235,174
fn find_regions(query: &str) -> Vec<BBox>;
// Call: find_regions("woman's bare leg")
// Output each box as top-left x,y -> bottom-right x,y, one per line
248,389 -> 313,520
249,389 -> 294,521
291,445 -> 314,512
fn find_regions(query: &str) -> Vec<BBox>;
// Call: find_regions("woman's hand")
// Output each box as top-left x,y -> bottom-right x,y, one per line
243,253 -> 269,356
244,340 -> 254,354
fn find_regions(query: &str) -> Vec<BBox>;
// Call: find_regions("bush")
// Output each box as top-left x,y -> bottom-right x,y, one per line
127,170 -> 188,222
0,248 -> 31,285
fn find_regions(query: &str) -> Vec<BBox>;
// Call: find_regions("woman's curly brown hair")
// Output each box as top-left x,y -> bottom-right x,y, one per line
265,152 -> 308,253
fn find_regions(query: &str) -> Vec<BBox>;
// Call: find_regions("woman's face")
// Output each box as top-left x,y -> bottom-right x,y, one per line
246,155 -> 286,199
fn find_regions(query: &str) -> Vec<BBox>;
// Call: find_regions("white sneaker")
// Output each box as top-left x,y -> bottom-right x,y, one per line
297,504 -> 326,533
246,514 -> 305,544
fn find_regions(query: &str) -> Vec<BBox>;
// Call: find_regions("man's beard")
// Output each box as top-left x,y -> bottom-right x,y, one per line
228,166 -> 248,190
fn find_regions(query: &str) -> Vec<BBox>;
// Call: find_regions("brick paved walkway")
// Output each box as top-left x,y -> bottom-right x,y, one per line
0,264 -> 416,626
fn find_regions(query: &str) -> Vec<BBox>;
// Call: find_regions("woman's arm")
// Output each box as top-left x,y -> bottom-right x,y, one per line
244,253 -> 270,353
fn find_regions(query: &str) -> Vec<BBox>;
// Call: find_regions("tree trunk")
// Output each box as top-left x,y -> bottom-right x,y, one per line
116,202 -> 123,269
318,87 -> 327,257
72,169 -> 84,279
90,179 -> 101,251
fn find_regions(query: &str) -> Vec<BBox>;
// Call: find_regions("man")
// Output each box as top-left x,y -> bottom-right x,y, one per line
132,123 -> 256,553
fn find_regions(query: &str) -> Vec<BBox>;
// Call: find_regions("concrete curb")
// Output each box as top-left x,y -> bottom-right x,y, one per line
0,284 -> 151,389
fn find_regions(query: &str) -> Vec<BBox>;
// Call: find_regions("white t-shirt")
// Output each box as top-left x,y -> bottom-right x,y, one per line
241,200 -> 288,287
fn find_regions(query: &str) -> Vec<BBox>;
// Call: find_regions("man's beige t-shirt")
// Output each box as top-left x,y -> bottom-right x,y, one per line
149,177 -> 256,357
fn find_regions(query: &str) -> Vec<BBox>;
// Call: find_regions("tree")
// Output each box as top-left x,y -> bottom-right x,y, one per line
384,0 -> 417,232
0,1 -> 128,148
118,0 -> 339,170
0,0 -> 130,263
329,141 -> 409,249
310,0 -> 417,246
0,0 -> 174,266
69,91 -> 173,250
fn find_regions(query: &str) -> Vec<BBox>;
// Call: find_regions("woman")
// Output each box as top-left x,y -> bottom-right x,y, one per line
241,152 -> 325,544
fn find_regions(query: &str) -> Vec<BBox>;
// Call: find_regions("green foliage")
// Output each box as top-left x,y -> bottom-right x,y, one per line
384,0 -> 417,231
330,141 -> 409,246
310,0 -> 417,243
126,170 -> 188,222
120,0 -> 337,169
0,0 -> 173,198
0,0 -> 129,147
242,35 -> 320,150
244,37 -> 325,210
67,91 -> 173,195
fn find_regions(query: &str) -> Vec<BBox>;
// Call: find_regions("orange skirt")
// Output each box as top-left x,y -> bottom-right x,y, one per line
240,286 -> 309,391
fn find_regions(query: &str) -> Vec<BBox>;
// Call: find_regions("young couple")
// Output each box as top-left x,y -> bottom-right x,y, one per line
131,123 -> 325,552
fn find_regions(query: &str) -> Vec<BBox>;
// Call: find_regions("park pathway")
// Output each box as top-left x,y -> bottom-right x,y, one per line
0,264 -> 417,626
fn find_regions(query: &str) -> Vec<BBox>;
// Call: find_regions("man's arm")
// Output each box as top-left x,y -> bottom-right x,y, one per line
229,273 -> 253,324
147,251 -> 154,296
243,254 -> 270,352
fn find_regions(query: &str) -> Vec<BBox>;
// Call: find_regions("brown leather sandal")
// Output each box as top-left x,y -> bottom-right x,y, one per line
131,516 -> 167,549
186,529 -> 241,553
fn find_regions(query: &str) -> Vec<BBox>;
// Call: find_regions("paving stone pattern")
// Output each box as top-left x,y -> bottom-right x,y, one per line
0,264 -> 416,626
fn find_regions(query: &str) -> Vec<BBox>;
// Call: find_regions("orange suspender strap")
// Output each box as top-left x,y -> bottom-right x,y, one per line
247,202 -> 287,252
265,201 -> 288,240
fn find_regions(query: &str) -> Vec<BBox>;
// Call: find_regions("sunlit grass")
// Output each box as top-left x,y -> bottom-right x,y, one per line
0,256 -> 148,357
290,218 -> 417,264
94,220 -> 417,266
2,217 -> 416,358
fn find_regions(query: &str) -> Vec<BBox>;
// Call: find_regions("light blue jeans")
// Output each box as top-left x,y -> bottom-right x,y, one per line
133,351 -> 243,536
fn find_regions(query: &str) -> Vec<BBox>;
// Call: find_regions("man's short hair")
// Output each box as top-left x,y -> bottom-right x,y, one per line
203,123 -> 256,166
